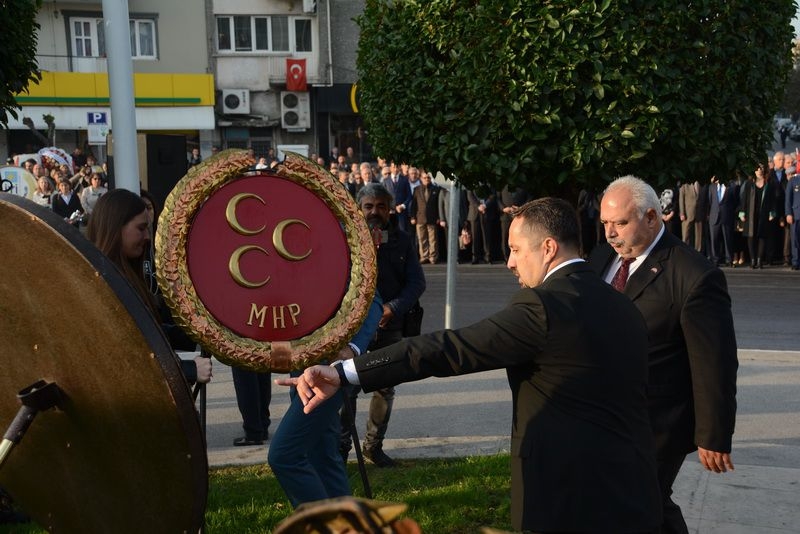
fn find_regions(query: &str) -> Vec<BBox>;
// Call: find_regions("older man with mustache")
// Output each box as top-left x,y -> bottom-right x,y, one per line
589,175 -> 739,534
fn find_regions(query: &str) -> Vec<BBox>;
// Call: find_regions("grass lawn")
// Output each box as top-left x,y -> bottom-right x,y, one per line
0,455 -> 512,533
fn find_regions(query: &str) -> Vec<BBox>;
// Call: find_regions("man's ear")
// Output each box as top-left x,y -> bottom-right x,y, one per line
542,236 -> 558,260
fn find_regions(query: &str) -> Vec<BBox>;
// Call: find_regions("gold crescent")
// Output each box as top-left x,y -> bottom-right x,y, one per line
226,193 -> 266,236
273,219 -> 312,261
229,245 -> 270,288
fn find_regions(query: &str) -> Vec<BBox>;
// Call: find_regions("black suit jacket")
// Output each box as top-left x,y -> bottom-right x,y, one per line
497,185 -> 530,216
708,182 -> 738,226
589,231 -> 738,459
354,262 -> 661,532
51,192 -> 84,219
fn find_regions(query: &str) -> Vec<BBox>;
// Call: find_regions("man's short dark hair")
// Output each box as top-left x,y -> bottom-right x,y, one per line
356,183 -> 394,208
513,197 -> 581,251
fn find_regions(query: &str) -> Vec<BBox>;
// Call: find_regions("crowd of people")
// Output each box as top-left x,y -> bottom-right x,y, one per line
296,145 -> 800,274
298,146 -> 537,267
18,149 -> 109,228
578,150 -> 800,271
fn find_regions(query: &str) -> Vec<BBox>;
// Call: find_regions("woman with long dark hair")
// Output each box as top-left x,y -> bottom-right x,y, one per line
738,162 -> 781,268
87,189 -> 211,384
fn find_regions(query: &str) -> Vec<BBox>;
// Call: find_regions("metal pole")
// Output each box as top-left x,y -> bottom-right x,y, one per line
445,181 -> 461,329
341,389 -> 372,498
101,0 -> 140,194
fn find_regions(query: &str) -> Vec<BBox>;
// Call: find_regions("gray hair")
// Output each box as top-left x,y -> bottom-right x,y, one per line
356,182 -> 395,208
604,175 -> 661,218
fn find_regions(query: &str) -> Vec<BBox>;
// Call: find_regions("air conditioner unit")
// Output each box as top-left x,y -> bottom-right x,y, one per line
281,91 -> 310,130
222,89 -> 250,114
302,0 -> 317,13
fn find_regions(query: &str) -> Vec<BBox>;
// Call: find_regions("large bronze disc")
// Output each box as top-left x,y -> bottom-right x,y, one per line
0,194 -> 206,533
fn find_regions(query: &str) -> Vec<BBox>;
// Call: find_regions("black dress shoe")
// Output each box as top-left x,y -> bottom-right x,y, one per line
363,446 -> 396,468
233,436 -> 266,446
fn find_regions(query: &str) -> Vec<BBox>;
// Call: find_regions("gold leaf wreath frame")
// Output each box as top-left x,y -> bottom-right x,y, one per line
155,150 -> 377,373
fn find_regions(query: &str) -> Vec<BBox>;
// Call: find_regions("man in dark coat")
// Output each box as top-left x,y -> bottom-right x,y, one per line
707,174 -> 739,266
339,183 -> 426,467
409,171 -> 442,263
590,175 -> 738,534
279,197 -> 662,533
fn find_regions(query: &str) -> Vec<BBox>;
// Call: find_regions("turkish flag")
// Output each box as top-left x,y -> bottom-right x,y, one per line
286,58 -> 307,91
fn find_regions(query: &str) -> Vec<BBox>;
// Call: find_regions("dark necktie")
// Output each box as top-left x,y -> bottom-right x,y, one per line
610,258 -> 635,292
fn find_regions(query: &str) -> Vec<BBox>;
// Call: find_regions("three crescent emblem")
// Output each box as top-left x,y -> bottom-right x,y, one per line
225,194 -> 312,288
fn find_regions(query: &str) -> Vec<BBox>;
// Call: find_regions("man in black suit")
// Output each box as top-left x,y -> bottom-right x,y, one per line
278,198 -> 661,533
466,188 -> 499,263
590,176 -> 738,534
707,174 -> 738,266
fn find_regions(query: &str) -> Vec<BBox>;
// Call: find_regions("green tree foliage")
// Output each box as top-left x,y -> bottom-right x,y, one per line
357,0 -> 796,195
780,39 -> 800,117
0,0 -> 43,127
781,67 -> 800,118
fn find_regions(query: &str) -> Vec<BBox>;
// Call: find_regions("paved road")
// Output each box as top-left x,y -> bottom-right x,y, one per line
199,262 -> 800,533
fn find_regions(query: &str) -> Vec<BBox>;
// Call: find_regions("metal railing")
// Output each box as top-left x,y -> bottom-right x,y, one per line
35,54 -> 108,73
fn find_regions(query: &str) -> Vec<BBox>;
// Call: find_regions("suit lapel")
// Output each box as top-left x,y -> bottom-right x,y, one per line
624,234 -> 672,300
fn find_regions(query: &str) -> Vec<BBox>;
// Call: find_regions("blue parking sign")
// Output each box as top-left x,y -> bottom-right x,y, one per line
87,112 -> 107,125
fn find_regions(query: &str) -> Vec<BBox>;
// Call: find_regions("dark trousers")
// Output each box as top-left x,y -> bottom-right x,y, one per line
748,237 -> 766,265
783,224 -> 792,263
709,222 -> 733,264
657,454 -> 689,534
340,328 -> 403,454
231,366 -> 272,440
470,214 -> 499,262
790,221 -> 800,266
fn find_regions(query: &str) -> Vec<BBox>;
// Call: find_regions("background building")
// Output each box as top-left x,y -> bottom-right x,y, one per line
209,0 -> 372,164
4,0 -> 214,201
4,0 -> 375,193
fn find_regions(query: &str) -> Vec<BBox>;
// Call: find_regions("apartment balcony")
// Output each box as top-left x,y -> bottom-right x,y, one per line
36,54 -> 108,74
215,54 -> 322,91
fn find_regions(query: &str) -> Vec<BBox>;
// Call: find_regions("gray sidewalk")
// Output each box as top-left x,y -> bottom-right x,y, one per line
200,348 -> 800,533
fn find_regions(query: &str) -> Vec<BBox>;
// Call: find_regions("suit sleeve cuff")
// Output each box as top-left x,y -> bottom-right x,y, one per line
342,359 -> 360,386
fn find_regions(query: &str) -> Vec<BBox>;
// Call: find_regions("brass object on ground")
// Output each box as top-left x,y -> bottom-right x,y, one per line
0,194 -> 206,533
273,496 -> 420,534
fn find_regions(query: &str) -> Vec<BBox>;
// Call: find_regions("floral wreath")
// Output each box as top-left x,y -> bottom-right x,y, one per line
155,150 -> 377,372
